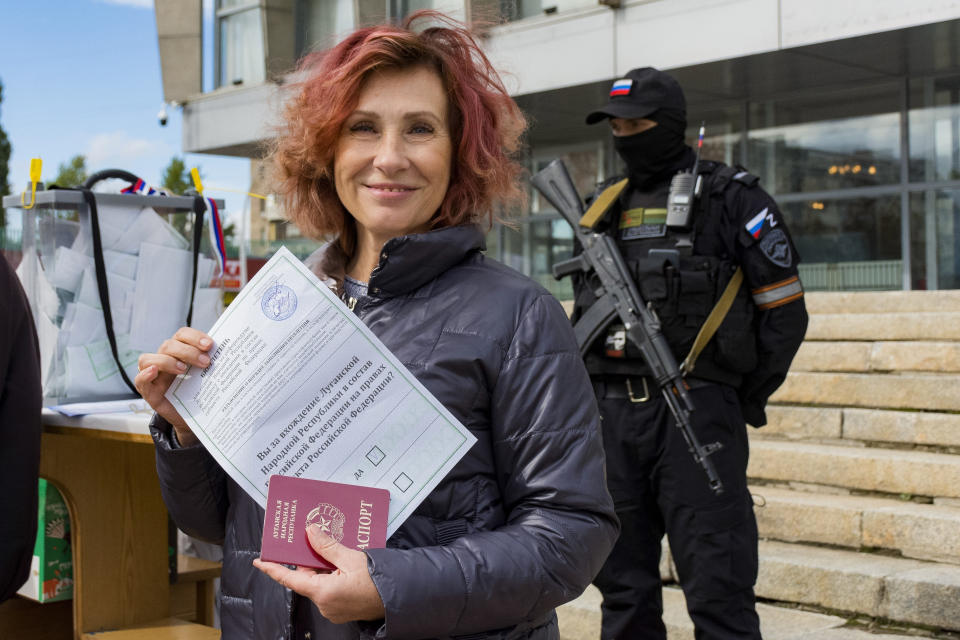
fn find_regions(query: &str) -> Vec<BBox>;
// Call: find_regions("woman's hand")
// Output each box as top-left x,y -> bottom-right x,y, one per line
253,524 -> 386,624
135,327 -> 214,447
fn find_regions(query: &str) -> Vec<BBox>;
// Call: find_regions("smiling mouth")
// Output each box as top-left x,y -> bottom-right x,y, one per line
367,184 -> 416,192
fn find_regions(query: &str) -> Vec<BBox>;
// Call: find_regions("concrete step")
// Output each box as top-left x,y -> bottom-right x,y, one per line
756,540 -> 960,632
748,439 -> 960,499
751,485 -> 960,564
557,584 -> 917,639
805,290 -> 960,314
791,341 -> 960,373
806,312 -> 960,341
769,371 -> 960,412
762,406 -> 960,448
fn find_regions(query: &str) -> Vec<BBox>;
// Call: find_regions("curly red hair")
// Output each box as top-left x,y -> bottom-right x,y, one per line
269,11 -> 527,253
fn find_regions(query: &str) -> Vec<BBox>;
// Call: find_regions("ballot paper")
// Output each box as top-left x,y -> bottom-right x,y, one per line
166,247 -> 477,536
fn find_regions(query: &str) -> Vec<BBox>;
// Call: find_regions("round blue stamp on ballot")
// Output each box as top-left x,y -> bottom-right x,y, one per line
261,283 -> 297,321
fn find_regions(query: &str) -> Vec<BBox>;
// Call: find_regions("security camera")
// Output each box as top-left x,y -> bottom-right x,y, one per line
158,104 -> 168,127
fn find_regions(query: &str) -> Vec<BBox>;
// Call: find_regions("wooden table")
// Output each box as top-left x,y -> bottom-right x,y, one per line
1,409 -> 223,639
0,410 -> 219,639
41,410 -> 171,638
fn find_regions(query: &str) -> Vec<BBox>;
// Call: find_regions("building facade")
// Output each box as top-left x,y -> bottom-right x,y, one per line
156,0 -> 960,297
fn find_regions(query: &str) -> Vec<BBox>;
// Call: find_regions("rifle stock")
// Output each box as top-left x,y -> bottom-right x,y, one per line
533,159 -> 724,495
531,160 -> 586,227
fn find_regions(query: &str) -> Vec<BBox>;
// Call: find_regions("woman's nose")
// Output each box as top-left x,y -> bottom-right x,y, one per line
372,131 -> 410,174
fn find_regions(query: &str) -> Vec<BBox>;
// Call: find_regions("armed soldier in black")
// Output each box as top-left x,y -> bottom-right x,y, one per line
576,68 -> 808,639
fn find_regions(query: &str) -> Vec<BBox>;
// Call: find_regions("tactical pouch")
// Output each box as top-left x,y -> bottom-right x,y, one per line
632,255 -> 715,363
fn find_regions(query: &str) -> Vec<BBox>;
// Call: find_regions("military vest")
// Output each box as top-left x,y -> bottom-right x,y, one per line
574,162 -> 759,386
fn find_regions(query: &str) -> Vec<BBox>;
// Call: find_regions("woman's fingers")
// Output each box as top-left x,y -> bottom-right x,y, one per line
134,325 -> 213,429
137,352 -> 184,376
135,364 -> 188,428
172,326 -> 214,351
156,333 -> 214,369
252,527 -> 384,624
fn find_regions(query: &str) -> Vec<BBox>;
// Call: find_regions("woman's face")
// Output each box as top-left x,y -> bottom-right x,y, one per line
334,65 -> 453,247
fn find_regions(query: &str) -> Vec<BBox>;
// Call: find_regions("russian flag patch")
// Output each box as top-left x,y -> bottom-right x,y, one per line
610,79 -> 633,97
745,207 -> 769,239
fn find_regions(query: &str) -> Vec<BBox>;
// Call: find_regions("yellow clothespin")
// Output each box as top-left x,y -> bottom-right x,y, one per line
192,169 -> 267,201
190,167 -> 204,195
20,158 -> 43,209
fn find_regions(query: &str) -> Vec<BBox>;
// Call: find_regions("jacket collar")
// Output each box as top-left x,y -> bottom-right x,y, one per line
305,224 -> 486,298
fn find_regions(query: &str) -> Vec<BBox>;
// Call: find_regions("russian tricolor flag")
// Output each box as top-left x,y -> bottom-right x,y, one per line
610,79 -> 632,97
746,207 -> 768,239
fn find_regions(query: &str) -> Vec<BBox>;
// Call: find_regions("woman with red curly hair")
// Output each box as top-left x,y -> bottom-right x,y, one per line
137,11 -> 617,639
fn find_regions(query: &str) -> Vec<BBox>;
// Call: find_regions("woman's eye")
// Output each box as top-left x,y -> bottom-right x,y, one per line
409,124 -> 435,135
349,122 -> 376,134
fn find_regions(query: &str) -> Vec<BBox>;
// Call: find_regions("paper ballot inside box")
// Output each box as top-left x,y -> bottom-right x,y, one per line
3,188 -> 224,403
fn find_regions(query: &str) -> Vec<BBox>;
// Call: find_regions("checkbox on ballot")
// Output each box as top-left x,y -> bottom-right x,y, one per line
394,473 -> 413,492
366,446 -> 385,466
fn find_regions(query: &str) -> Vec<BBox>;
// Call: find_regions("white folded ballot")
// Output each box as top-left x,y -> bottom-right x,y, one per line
165,247 -> 477,536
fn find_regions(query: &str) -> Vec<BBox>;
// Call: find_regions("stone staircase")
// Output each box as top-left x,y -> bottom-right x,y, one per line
557,291 -> 960,639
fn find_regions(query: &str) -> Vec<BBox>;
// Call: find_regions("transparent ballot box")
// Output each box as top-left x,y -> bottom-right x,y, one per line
3,188 -> 225,404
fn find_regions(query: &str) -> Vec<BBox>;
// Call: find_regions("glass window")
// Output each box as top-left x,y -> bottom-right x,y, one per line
488,145 -> 600,301
484,225 -> 500,263
909,75 -> 960,183
909,190 -> 960,290
785,195 -> 901,291
217,2 -> 265,88
686,102 -> 743,168
390,0 -> 435,16
497,0 -> 542,21
301,0 -> 355,52
747,84 -> 901,194
531,146 -> 601,301
354,0 -> 386,24
499,218 -> 573,300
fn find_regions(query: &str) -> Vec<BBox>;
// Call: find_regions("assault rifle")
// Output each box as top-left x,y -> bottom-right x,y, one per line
532,159 -> 724,495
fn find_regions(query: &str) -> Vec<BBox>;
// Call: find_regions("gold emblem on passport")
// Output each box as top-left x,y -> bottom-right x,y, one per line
306,503 -> 346,542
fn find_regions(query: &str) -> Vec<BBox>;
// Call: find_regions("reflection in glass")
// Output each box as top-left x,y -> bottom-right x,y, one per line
909,76 -> 960,182
909,190 -> 960,290
748,114 -> 899,194
786,197 -> 901,291
219,8 -> 265,87
747,85 -> 900,194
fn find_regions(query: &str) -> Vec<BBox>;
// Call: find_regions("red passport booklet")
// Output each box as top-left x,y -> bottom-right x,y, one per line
260,475 -> 390,570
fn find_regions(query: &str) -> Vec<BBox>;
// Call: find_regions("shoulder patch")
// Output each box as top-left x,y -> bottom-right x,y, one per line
745,207 -> 772,239
758,228 -> 792,267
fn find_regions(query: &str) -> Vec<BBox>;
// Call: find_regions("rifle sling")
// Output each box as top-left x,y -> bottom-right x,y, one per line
682,267 -> 743,375
579,178 -> 628,229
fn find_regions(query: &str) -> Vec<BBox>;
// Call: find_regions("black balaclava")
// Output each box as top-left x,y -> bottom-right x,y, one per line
613,108 -> 691,190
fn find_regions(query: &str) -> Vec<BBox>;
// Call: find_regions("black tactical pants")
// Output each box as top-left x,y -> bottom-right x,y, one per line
591,379 -> 761,640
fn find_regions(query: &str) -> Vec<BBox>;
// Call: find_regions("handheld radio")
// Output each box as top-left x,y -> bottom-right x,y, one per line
666,122 -> 705,230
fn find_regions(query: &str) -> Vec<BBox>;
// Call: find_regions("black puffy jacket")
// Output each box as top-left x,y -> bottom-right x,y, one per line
151,224 -> 619,639
0,256 -> 42,603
